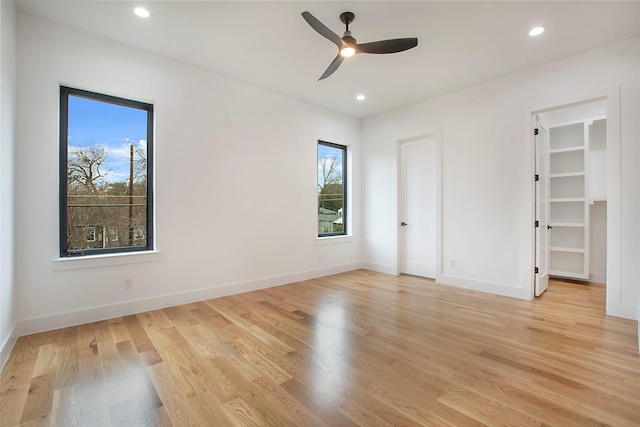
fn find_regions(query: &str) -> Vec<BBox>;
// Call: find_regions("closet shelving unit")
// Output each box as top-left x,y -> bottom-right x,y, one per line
547,118 -> 603,280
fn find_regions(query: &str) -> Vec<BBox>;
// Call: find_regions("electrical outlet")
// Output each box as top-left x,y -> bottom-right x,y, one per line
124,277 -> 134,289
449,259 -> 456,268
318,253 -> 323,261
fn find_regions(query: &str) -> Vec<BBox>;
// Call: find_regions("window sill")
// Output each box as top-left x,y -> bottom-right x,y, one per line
53,250 -> 161,271
316,235 -> 354,245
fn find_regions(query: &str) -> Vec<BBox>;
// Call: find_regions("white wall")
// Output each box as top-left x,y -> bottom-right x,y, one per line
362,37 -> 639,318
14,13 -> 362,335
0,0 -> 17,368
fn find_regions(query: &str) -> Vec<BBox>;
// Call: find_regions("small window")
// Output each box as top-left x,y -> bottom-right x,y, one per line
134,226 -> 146,241
318,141 -> 347,237
108,227 -> 119,243
85,226 -> 97,243
60,86 -> 154,256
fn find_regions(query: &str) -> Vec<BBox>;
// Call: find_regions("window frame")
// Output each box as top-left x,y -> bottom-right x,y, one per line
317,140 -> 347,238
59,86 -> 154,257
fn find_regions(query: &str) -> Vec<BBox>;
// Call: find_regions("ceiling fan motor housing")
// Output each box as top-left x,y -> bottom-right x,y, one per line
342,32 -> 356,45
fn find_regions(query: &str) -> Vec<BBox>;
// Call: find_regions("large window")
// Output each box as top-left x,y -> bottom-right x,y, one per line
318,141 -> 346,236
59,86 -> 154,256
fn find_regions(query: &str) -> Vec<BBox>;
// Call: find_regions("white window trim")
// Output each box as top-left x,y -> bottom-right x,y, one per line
316,235 -> 354,245
53,250 -> 161,271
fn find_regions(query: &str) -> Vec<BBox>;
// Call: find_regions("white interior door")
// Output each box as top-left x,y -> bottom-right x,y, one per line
535,116 -> 550,296
399,139 -> 436,278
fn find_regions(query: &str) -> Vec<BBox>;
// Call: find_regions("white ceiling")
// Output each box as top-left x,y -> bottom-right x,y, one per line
14,1 -> 640,118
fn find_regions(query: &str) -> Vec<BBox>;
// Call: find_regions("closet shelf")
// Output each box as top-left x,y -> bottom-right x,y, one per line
549,146 -> 584,154
549,222 -> 585,227
549,246 -> 585,253
549,172 -> 585,178
550,197 -> 585,203
549,271 -> 589,280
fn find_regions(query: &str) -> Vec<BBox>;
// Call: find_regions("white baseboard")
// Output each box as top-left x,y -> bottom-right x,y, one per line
360,262 -> 396,275
356,267 -> 528,300
0,325 -> 17,371
17,262 -> 363,337
589,272 -> 606,284
606,301 -> 639,320
438,274 -> 527,300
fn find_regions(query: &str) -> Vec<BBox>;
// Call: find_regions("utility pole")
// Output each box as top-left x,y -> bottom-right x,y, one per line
129,143 -> 134,246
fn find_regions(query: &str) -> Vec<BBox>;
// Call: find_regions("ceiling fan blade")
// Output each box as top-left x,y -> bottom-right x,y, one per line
302,11 -> 343,49
357,38 -> 418,54
319,54 -> 345,80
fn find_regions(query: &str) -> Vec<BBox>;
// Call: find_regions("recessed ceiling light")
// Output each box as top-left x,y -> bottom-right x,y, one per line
134,7 -> 150,18
356,94 -> 365,101
529,26 -> 545,37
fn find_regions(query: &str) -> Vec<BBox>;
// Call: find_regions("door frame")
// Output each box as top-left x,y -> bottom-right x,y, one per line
522,87 -> 627,317
395,130 -> 442,280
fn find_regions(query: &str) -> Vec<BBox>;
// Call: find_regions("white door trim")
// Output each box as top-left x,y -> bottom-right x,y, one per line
522,87 -> 628,318
395,129 -> 442,282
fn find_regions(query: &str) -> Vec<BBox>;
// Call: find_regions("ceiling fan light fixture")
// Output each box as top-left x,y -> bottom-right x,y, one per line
340,46 -> 356,57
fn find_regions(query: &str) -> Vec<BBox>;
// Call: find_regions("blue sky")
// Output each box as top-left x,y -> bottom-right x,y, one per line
317,144 -> 337,163
317,144 -> 343,187
68,95 -> 147,183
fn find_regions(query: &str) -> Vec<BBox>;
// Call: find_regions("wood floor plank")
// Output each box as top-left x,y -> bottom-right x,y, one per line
19,343 -> 58,425
437,387 -> 543,427
227,330 -> 293,384
0,357 -> 37,426
121,315 -> 158,356
280,378 -> 360,427
249,376 -> 330,427
2,271 -> 639,426
211,357 -> 298,427
222,396 -> 274,427
477,349 -> 640,422
74,343 -> 110,425
145,362 -> 211,427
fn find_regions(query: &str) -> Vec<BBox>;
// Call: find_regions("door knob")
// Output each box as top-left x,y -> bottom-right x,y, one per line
400,222 -> 408,226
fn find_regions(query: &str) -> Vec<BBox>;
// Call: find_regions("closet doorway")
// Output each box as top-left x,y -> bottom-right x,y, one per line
534,100 -> 608,295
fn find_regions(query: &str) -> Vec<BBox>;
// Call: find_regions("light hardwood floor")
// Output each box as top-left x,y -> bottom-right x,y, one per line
1,270 -> 638,426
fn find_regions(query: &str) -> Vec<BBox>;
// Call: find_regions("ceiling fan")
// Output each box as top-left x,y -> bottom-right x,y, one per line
302,11 -> 418,80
